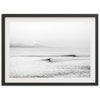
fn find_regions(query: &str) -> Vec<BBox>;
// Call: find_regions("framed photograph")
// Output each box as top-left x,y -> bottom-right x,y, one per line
2,14 -> 98,85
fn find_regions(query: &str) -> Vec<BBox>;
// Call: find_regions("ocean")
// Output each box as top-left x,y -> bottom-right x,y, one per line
10,48 -> 90,78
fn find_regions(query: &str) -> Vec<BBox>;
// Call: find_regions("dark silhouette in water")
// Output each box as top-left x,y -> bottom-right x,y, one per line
42,58 -> 53,63
45,58 -> 53,63
69,55 -> 77,57
63,54 -> 77,57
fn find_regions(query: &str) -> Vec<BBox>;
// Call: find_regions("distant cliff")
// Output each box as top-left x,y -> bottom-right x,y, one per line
10,43 -> 49,48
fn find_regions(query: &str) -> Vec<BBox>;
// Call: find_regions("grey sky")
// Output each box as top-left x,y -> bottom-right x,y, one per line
8,17 -> 95,49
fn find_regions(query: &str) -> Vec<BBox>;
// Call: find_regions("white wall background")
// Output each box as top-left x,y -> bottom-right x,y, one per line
0,0 -> 99,100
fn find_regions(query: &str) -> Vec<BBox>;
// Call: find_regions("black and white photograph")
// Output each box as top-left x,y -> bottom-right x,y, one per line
2,14 -> 98,85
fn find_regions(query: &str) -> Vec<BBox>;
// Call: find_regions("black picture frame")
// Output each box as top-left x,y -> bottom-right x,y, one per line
2,14 -> 98,86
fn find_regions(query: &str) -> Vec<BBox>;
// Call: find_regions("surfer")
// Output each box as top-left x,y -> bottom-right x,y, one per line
41,58 -> 53,63
46,58 -> 53,62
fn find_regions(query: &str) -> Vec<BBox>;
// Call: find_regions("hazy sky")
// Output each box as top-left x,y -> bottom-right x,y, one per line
8,17 -> 95,49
